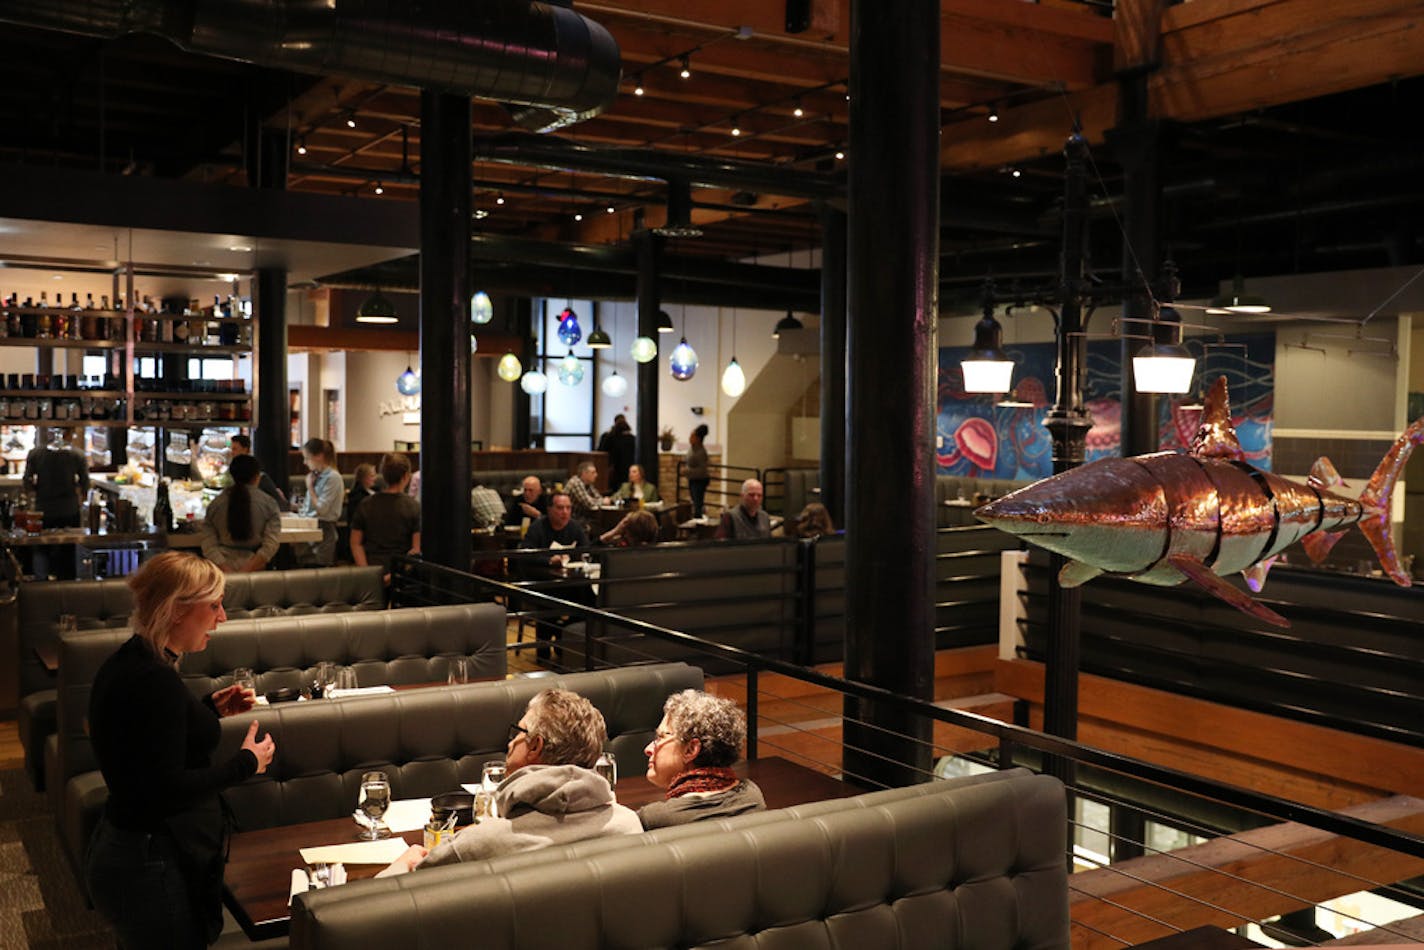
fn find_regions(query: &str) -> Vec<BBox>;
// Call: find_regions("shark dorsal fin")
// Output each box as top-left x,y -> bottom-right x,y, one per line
1189,375 -> 1244,461
1307,456 -> 1345,491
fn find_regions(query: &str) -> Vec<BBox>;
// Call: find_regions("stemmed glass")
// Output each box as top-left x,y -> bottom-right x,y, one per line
356,770 -> 391,841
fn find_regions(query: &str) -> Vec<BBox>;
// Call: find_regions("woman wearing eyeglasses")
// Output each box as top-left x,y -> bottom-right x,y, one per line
639,690 -> 765,830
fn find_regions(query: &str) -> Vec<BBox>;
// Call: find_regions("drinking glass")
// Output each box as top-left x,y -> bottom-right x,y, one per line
335,666 -> 358,692
595,751 -> 617,787
356,770 -> 391,840
447,656 -> 470,685
313,660 -> 337,698
232,667 -> 256,694
481,760 -> 506,792
57,614 -> 77,637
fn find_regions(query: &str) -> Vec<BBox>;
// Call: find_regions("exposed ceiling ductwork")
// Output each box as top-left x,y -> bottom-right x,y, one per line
0,0 -> 620,131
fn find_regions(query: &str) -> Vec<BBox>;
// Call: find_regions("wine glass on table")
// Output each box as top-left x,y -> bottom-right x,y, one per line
356,770 -> 391,841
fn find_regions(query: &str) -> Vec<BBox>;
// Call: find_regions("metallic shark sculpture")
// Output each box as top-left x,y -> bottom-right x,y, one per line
976,376 -> 1424,627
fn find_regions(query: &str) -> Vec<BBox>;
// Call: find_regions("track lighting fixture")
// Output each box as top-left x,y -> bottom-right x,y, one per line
373,181 -> 384,195
679,55 -> 691,79
988,106 -> 999,123
295,137 -> 308,156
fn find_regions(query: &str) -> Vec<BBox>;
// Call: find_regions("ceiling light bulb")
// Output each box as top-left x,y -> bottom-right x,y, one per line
634,83 -> 645,96
720,356 -> 746,397
793,104 -> 804,118
679,56 -> 691,79
295,140 -> 307,155
374,182 -> 384,195
731,126 -> 741,137
988,107 -> 999,123
1011,168 -> 1022,178
573,212 -> 583,222
346,115 -> 356,129
834,149 -> 845,161
495,193 -> 505,205
607,205 -> 616,214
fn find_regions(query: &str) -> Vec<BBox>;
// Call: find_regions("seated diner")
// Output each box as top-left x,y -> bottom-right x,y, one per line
638,689 -> 765,829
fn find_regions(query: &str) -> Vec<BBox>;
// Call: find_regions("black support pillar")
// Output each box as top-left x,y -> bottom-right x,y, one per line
418,91 -> 472,572
633,230 -> 664,480
1110,73 -> 1166,457
253,267 -> 288,491
817,202 -> 847,526
843,0 -> 939,788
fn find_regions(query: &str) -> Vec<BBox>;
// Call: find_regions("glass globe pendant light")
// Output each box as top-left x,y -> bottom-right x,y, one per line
720,356 -> 745,396
556,305 -> 582,346
556,352 -> 585,386
630,335 -> 658,363
471,290 -> 494,325
670,337 -> 698,380
601,370 -> 628,397
396,361 -> 421,395
469,334 -> 479,354
520,369 -> 548,394
496,352 -> 522,382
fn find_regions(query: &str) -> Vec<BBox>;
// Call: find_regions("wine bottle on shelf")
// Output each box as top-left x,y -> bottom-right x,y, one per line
37,291 -> 48,308
152,480 -> 173,535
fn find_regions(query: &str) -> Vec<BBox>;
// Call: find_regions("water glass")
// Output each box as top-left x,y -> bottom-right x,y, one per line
57,614 -> 78,637
335,666 -> 358,691
313,661 -> 337,698
356,770 -> 391,841
447,656 -> 470,685
481,760 -> 506,792
232,667 -> 256,694
595,751 -> 617,787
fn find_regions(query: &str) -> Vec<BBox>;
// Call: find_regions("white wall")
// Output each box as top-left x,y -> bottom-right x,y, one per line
342,350 -> 420,451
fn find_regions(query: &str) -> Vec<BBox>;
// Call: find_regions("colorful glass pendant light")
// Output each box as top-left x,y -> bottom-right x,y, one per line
601,370 -> 628,397
630,335 -> 658,363
520,369 -> 548,394
396,364 -> 421,395
670,337 -> 698,380
556,306 -> 582,346
496,352 -> 522,381
557,352 -> 585,386
471,291 -> 494,325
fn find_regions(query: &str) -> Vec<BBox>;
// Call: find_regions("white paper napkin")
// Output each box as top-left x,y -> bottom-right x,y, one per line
298,839 -> 411,865
325,686 -> 395,699
287,864 -> 349,904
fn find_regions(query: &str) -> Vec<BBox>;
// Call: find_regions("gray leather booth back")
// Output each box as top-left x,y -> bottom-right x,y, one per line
292,768 -> 1069,950
19,566 -> 385,697
212,661 -> 703,833
51,602 -> 508,871
592,542 -> 798,670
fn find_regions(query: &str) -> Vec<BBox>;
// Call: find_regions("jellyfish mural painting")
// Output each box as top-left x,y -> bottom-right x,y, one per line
977,376 -> 1423,628
938,416 -> 998,473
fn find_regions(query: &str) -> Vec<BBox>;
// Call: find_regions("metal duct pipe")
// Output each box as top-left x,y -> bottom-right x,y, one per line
476,132 -> 843,199
0,0 -> 620,131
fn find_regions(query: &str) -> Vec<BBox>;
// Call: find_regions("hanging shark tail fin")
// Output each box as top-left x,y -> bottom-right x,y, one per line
1358,416 -> 1424,587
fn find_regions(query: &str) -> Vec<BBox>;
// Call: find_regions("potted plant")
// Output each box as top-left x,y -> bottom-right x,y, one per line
658,426 -> 676,451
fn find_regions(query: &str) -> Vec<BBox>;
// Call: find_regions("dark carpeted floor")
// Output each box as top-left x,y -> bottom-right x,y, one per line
0,768 -> 114,949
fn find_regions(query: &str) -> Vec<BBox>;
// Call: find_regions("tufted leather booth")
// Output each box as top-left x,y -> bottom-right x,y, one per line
291,768 -> 1069,950
207,661 -> 703,835
18,566 -> 385,790
51,601 -> 505,873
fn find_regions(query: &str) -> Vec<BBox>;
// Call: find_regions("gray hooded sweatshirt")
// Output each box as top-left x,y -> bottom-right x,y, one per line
421,763 -> 641,867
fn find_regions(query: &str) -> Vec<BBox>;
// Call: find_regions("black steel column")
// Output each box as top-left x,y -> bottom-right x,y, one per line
512,298 -> 533,449
1042,133 -> 1095,784
817,201 -> 847,526
843,0 -> 939,788
253,267 -> 288,491
1110,73 -> 1165,457
633,230 -> 664,480
418,91 -> 472,572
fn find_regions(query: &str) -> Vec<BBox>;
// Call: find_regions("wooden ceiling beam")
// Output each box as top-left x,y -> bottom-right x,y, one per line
940,0 -> 1424,170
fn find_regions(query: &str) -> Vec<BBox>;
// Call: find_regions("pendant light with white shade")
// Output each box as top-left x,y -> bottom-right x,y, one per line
721,297 -> 745,397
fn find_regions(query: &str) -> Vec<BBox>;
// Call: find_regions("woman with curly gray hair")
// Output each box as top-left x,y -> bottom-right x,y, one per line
638,689 -> 766,829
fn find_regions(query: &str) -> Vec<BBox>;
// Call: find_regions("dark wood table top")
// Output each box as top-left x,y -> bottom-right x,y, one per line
223,756 -> 850,941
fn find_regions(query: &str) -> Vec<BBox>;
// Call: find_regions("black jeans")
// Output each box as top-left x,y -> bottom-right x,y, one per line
688,478 -> 710,518
86,817 -> 215,949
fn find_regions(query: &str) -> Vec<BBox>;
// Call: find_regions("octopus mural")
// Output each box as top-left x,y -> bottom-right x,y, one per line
936,334 -> 1275,479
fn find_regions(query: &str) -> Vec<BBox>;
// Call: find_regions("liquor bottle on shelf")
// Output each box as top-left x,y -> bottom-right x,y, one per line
37,291 -> 48,308
81,295 -> 99,339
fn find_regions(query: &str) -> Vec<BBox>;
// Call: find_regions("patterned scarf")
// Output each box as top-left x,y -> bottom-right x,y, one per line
666,767 -> 739,799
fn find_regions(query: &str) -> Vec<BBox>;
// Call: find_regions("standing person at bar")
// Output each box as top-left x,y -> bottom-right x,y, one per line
24,427 -> 90,579
350,452 -> 421,582
85,552 -> 275,948
685,424 -> 710,518
715,478 -> 770,540
199,454 -> 280,573
296,438 -> 342,566
229,434 -> 286,508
